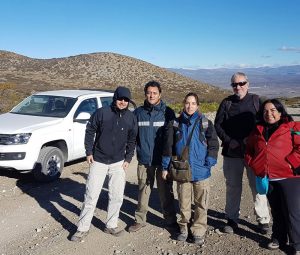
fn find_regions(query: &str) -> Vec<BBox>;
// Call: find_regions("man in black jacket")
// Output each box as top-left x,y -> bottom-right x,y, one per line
128,81 -> 177,232
214,72 -> 270,234
71,86 -> 137,242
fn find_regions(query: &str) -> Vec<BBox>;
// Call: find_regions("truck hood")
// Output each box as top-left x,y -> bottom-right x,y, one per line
0,113 -> 63,133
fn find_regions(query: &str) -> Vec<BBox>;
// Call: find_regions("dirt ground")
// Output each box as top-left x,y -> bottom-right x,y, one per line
1,153 -> 287,255
2,109 -> 299,255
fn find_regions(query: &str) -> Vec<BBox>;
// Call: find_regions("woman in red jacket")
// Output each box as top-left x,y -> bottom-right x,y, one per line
245,99 -> 300,255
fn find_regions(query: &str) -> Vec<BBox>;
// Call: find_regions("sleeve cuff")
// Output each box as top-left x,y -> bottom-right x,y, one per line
286,153 -> 300,169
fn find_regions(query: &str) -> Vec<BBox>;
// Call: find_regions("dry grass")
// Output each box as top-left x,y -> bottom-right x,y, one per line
0,50 -> 230,113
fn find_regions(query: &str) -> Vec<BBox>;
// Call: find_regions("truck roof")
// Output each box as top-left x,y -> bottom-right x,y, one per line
34,89 -> 114,98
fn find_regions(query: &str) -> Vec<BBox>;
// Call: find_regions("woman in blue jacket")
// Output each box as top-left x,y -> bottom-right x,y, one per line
162,92 -> 219,245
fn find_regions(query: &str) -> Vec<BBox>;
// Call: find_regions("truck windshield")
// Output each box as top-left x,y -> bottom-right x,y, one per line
10,95 -> 77,117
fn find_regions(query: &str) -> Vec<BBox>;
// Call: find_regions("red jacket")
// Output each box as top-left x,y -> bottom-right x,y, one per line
245,121 -> 300,179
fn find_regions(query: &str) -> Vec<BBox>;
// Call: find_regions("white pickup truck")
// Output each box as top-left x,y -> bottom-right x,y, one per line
0,90 -> 113,182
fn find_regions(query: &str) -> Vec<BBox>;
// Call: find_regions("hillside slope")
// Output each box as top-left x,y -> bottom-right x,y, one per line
0,50 -> 228,112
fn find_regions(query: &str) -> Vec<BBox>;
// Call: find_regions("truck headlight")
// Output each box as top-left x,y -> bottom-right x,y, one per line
0,133 -> 32,145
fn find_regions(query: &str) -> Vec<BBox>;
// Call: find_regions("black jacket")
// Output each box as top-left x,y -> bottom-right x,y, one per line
85,105 -> 138,164
214,93 -> 261,158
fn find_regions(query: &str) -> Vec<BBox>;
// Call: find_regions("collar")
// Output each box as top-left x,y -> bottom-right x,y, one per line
180,111 -> 200,126
143,100 -> 165,112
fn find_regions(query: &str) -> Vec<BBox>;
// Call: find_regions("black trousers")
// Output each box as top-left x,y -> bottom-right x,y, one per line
267,178 -> 300,251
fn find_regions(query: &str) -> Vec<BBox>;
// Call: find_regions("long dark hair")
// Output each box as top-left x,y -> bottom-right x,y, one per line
258,98 -> 293,123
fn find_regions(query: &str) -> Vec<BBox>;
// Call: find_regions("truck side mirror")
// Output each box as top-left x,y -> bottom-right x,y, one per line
74,112 -> 91,122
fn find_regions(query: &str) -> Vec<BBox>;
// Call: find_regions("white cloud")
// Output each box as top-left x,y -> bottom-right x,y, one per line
278,46 -> 300,53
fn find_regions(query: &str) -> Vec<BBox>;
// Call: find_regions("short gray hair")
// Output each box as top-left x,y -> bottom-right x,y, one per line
231,72 -> 248,83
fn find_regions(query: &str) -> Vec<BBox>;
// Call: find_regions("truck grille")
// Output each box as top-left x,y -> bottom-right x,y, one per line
0,134 -> 10,145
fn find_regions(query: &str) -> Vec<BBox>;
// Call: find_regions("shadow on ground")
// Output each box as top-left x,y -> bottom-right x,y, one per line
3,164 -> 271,246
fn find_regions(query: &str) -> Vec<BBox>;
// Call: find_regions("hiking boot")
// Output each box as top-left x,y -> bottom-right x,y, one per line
177,232 -> 188,242
267,238 -> 279,250
222,219 -> 238,234
103,227 -> 125,237
128,222 -> 146,233
258,223 -> 270,235
193,235 -> 205,246
70,230 -> 89,242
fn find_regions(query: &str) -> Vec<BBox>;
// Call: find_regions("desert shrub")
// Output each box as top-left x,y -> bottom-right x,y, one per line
0,82 -> 16,91
0,83 -> 26,113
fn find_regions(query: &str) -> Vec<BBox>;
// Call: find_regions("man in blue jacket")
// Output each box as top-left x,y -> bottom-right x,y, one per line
128,81 -> 177,232
71,86 -> 137,242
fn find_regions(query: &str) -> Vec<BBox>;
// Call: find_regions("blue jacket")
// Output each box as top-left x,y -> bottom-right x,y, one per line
162,111 -> 219,181
134,100 -> 175,166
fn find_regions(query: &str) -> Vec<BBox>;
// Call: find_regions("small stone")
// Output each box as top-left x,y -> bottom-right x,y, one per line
36,228 -> 42,233
215,228 -> 223,235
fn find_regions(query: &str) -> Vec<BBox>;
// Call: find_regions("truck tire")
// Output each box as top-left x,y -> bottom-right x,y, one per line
33,146 -> 64,182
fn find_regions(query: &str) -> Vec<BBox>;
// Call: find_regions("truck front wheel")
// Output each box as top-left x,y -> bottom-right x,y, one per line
33,147 -> 64,182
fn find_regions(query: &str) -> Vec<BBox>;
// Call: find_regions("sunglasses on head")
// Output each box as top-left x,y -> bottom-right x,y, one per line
231,81 -> 248,88
117,97 -> 130,102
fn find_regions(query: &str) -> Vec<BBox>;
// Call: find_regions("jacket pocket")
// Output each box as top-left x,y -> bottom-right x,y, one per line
248,155 -> 266,177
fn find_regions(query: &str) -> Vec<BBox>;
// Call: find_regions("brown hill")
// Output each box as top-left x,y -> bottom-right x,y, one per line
0,50 -> 229,112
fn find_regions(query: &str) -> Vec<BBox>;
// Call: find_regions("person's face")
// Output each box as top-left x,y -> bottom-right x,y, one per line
145,86 -> 161,105
263,102 -> 282,124
184,96 -> 198,115
231,75 -> 249,99
116,97 -> 129,110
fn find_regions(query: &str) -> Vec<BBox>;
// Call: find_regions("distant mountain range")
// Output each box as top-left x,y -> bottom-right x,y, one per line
169,66 -> 300,98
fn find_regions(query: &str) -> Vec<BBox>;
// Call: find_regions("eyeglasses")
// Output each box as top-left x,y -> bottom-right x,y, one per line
117,97 -> 130,102
231,81 -> 248,88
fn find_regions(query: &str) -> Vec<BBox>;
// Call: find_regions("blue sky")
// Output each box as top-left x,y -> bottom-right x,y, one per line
1,0 -> 300,69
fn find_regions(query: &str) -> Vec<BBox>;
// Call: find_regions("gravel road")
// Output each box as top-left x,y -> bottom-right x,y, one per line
1,156 -> 286,255
2,109 -> 298,255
